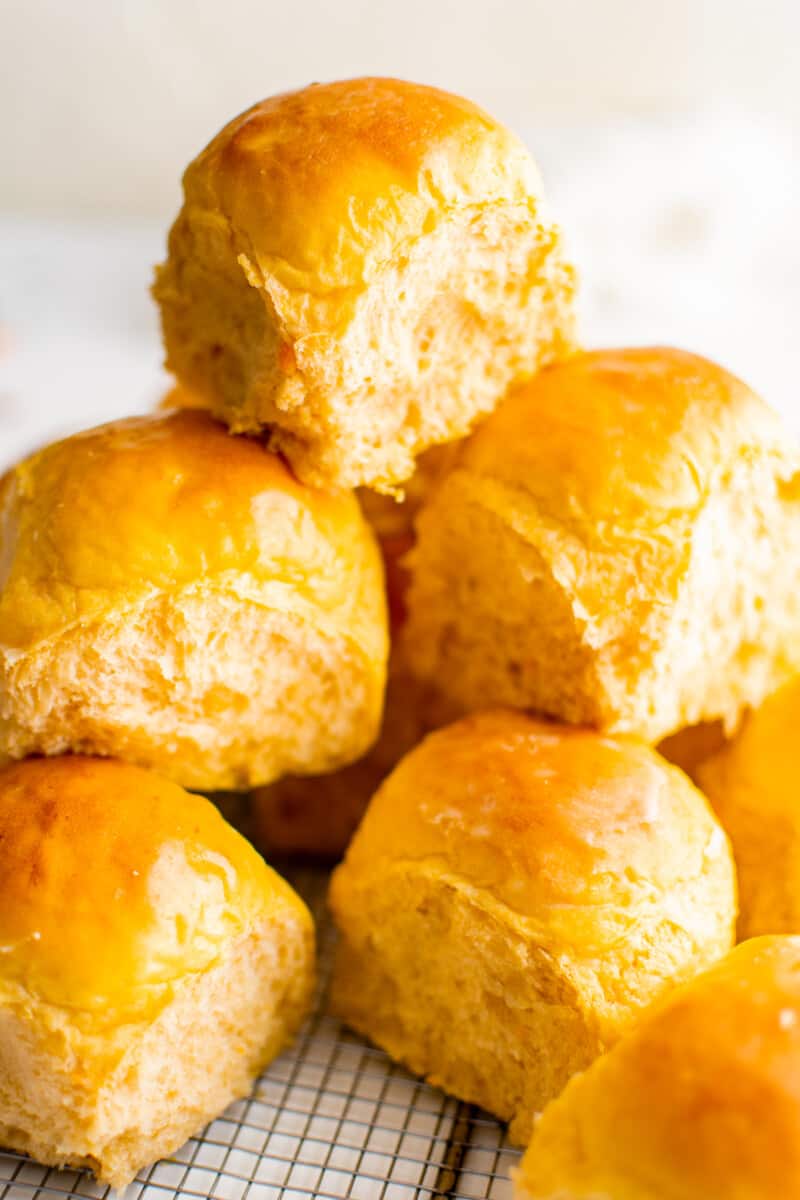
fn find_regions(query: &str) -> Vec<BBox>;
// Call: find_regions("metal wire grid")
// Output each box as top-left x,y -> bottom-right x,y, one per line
0,866 -> 520,1200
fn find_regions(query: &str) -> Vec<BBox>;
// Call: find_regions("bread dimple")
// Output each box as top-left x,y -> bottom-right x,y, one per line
0,756 -> 309,1019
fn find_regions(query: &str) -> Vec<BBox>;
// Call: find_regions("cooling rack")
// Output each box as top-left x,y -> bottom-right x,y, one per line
0,866 -> 520,1200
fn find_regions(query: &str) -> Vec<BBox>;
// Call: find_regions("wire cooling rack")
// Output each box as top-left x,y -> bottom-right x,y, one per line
0,866 -> 519,1200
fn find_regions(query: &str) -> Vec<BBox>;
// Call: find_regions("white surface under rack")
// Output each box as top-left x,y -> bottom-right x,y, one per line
0,867 -> 519,1200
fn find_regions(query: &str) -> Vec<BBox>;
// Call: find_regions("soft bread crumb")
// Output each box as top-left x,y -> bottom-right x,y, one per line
1,588 -> 382,790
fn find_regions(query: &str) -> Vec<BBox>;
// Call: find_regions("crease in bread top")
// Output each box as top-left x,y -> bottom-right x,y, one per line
336,710 -> 733,955
0,756 -> 307,1021
183,76 -> 543,300
0,409 -> 383,653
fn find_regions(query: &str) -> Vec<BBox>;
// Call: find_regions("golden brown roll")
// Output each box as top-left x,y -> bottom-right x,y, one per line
0,756 -> 314,1189
516,936 -> 800,1200
698,678 -> 800,938
403,346 -> 800,743
0,410 -> 388,790
329,710 -> 736,1143
153,76 -> 577,492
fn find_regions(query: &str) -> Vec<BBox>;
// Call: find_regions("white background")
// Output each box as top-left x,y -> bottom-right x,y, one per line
1,0 -> 798,469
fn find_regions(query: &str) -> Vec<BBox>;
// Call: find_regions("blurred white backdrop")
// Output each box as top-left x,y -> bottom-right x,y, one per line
4,0 -> 800,220
1,0 -> 798,467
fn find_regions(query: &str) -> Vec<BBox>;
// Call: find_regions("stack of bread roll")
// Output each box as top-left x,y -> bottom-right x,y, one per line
2,76 -> 800,1197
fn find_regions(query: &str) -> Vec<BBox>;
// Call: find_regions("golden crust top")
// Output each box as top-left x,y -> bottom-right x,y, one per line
457,346 -> 792,528
336,710 -> 733,936
0,410 -> 386,655
0,756 -> 311,1017
519,936 -> 800,1199
180,76 -> 541,300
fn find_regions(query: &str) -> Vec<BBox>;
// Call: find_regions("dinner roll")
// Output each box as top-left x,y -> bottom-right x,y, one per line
0,410 -> 388,790
251,449 -> 450,857
153,76 -> 577,492
516,936 -> 800,1200
0,756 -> 314,1189
329,710 -> 736,1142
403,347 -> 800,743
698,678 -> 800,938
